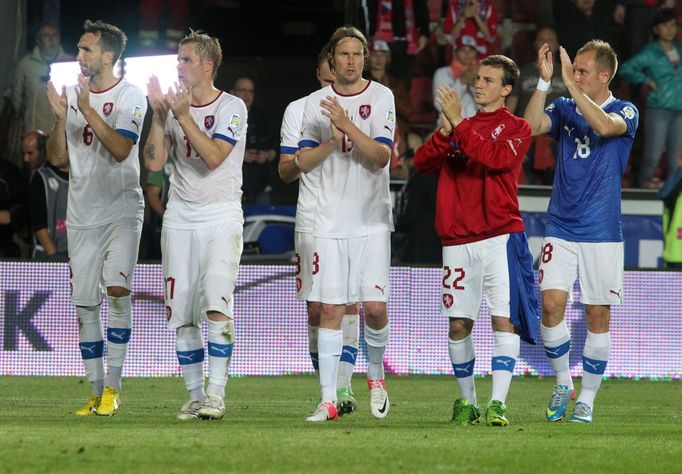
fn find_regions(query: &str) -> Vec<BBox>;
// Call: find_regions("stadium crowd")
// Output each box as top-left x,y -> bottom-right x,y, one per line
0,0 -> 680,263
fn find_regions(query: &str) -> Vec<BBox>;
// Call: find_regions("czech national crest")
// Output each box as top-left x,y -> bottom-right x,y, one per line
102,102 -> 113,117
359,104 -> 371,120
204,115 -> 215,129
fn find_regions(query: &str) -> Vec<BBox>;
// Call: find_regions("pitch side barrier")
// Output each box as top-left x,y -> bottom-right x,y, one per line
1,261 -> 679,379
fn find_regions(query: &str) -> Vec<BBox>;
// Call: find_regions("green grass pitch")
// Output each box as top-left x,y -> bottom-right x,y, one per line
1,375 -> 680,473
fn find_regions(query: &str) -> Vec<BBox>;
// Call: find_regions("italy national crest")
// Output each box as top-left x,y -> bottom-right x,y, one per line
204,115 -> 215,129
359,104 -> 371,119
103,102 -> 113,117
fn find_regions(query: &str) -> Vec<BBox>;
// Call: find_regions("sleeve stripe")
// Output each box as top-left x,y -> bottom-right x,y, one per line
280,146 -> 298,154
213,133 -> 237,145
116,129 -> 139,144
298,139 -> 319,148
374,136 -> 393,148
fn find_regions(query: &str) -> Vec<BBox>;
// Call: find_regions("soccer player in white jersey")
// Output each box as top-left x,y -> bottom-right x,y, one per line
279,47 -> 362,416
46,20 -> 147,416
524,40 -> 638,423
144,31 -> 246,421
298,27 -> 396,422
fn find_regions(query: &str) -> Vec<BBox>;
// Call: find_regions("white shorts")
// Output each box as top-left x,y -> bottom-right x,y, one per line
294,231 -> 314,301
308,231 -> 390,305
162,223 -> 243,329
67,217 -> 142,306
441,235 -> 511,320
538,237 -> 624,305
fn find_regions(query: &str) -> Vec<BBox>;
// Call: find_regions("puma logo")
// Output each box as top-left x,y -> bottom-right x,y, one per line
70,105 -> 77,113
609,289 -> 621,298
119,272 -> 130,283
454,364 -> 471,374
496,358 -> 513,367
584,359 -> 601,371
212,346 -> 231,355
374,285 -> 386,295
80,344 -> 97,355
177,353 -> 195,362
564,126 -> 575,136
109,330 -> 126,341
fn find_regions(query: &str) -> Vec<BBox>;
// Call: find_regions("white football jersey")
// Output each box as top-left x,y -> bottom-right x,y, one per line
163,91 -> 247,229
280,96 -> 320,234
300,81 -> 395,237
65,79 -> 146,228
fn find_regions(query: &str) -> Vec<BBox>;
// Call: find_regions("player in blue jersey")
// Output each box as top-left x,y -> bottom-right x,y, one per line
524,39 -> 639,424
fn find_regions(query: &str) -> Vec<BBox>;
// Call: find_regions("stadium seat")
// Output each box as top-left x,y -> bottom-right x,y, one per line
409,75 -> 437,127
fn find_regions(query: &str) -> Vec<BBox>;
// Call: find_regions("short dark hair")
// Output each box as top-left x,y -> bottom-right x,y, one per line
652,7 -> 677,31
480,54 -> 520,88
577,39 -> 618,82
180,30 -> 223,80
23,130 -> 48,154
326,26 -> 369,71
83,19 -> 127,62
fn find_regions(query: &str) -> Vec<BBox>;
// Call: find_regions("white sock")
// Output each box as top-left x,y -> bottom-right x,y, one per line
577,331 -> 610,409
448,335 -> 477,405
176,326 -> 206,402
105,295 -> 132,391
541,320 -> 573,388
207,319 -> 235,398
76,305 -> 104,395
490,331 -> 520,404
308,324 -> 319,379
317,328 -> 342,403
337,314 -> 359,390
364,323 -> 390,381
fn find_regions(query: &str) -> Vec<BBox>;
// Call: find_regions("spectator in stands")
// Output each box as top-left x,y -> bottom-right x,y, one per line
356,0 -> 431,87
619,7 -> 682,187
231,77 -> 277,205
443,0 -> 499,59
614,1 -> 678,58
659,153 -> 682,267
508,27 -> 568,184
393,148 -> 441,264
138,0 -> 190,50
27,131 -> 68,259
0,158 -> 27,257
144,165 -> 172,260
554,0 -> 617,58
9,23 -> 70,167
366,39 -> 420,178
21,129 -> 48,174
432,37 -> 478,119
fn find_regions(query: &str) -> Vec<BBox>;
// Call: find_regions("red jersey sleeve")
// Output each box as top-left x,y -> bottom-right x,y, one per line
413,130 -> 452,175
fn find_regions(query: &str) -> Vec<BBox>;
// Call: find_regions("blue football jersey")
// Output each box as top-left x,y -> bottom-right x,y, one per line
544,95 -> 639,242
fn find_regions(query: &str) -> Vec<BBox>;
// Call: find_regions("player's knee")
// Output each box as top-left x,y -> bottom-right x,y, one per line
206,310 -> 229,322
491,316 -> 515,333
363,301 -> 387,324
541,295 -> 566,325
307,301 -> 322,325
585,305 -> 610,332
449,317 -> 473,340
106,286 -> 130,298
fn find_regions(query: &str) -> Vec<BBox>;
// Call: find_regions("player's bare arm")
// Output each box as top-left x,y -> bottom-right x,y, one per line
559,47 -> 627,137
278,151 -> 301,183
524,43 -> 553,136
45,81 -> 69,168
76,74 -> 135,162
144,75 -> 172,172
168,84 -> 233,170
321,96 -> 390,168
